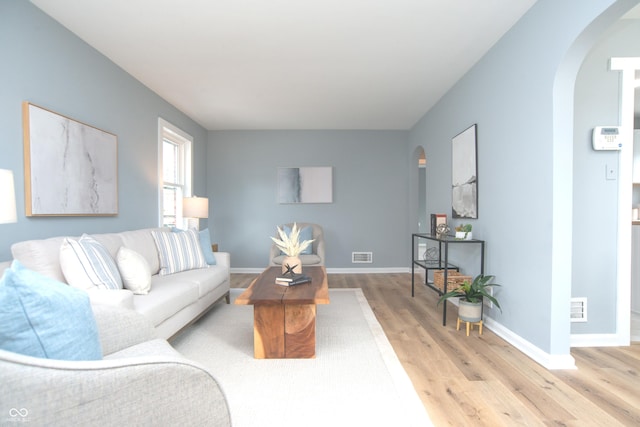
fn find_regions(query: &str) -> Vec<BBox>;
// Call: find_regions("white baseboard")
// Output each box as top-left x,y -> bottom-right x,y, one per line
230,267 -> 412,274
570,333 -> 630,347
230,268 -> 265,274
326,267 -> 411,274
484,317 -> 576,370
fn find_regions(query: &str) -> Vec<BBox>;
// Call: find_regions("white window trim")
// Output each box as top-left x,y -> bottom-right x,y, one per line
158,118 -> 193,227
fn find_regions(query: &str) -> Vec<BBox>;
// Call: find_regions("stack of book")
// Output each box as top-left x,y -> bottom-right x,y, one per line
275,273 -> 312,287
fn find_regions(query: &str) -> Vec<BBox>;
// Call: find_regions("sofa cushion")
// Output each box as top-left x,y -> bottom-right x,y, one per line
115,228 -> 164,275
168,267 -> 229,298
116,247 -> 151,295
11,236 -> 67,282
0,261 -> 102,361
132,277 -> 199,326
152,229 -> 207,275
60,234 -> 123,291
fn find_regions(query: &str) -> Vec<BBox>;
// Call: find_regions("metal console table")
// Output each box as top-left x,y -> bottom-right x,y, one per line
411,233 -> 485,326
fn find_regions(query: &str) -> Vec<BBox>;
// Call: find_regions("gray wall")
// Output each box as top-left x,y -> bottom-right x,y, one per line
572,20 -> 640,334
408,0 -> 635,355
207,130 -> 409,269
0,1 -> 208,261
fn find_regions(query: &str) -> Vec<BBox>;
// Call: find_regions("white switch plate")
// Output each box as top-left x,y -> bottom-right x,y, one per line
606,164 -> 617,180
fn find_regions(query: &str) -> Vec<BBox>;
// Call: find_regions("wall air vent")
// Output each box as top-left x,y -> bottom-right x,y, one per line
570,298 -> 587,322
352,252 -> 373,263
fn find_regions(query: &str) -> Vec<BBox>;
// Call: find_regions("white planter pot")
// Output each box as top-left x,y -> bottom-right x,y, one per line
455,231 -> 472,240
458,299 -> 482,322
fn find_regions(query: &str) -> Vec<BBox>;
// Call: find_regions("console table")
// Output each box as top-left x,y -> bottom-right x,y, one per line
411,233 -> 485,326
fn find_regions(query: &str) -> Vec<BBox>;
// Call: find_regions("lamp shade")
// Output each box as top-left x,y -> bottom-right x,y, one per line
0,169 -> 17,224
183,196 -> 208,218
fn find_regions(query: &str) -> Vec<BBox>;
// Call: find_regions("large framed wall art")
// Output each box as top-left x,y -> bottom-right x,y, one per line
22,102 -> 118,216
451,124 -> 478,219
277,166 -> 333,204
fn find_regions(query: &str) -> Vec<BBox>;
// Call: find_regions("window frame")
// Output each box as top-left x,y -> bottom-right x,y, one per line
158,118 -> 193,228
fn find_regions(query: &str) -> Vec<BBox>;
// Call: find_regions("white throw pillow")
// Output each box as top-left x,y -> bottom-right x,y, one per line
152,229 -> 208,275
60,234 -> 123,291
116,247 -> 151,295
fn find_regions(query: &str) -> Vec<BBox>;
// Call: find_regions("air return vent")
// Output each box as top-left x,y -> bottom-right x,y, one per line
570,298 -> 587,322
352,252 -> 373,263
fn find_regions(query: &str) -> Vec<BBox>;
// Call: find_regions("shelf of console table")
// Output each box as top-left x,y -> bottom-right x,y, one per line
411,233 -> 485,326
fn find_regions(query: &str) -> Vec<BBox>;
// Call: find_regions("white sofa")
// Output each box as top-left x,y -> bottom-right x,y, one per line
7,227 -> 230,340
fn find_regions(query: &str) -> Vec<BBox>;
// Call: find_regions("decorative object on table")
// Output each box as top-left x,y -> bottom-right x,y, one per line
275,273 -> 312,286
182,195 -> 209,230
452,124 -> 478,219
437,274 -> 501,335
0,169 -> 17,224
430,213 -> 447,235
270,222 -> 315,274
435,223 -> 450,240
22,102 -> 118,216
454,223 -> 473,240
277,167 -> 333,203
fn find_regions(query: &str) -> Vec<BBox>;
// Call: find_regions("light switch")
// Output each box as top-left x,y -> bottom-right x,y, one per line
606,163 -> 617,180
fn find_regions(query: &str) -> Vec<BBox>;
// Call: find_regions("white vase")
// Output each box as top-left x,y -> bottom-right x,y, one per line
281,256 -> 302,274
458,299 -> 482,322
455,231 -> 472,240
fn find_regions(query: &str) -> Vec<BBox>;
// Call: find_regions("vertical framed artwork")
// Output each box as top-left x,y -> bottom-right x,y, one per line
277,167 -> 333,203
22,102 -> 118,216
451,124 -> 478,219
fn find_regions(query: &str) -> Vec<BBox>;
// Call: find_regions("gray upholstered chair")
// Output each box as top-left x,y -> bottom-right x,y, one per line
0,303 -> 231,426
269,222 -> 325,267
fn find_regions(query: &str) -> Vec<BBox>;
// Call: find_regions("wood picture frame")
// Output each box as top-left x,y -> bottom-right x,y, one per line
22,102 -> 118,216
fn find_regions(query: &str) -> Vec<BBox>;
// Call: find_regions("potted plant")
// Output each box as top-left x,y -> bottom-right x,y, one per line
270,223 -> 315,274
437,274 -> 501,322
455,223 -> 472,240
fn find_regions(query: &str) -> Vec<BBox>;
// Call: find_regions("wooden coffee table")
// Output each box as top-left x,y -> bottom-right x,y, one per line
235,266 -> 329,359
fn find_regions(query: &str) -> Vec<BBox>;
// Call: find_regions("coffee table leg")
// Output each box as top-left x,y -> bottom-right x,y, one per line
254,305 -> 285,359
285,304 -> 316,358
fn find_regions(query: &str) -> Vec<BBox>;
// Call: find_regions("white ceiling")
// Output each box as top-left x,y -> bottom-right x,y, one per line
30,1 -> 542,130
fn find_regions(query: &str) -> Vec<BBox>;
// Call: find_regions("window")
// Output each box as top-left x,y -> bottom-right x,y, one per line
158,118 -> 192,228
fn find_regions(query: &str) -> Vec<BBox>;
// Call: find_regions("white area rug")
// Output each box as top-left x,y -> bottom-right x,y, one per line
172,288 -> 432,427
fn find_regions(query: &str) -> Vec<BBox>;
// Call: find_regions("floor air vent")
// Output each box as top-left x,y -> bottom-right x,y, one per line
570,298 -> 587,322
352,252 -> 373,263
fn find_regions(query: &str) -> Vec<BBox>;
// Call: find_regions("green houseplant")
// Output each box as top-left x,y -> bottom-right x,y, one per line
437,274 -> 501,322
454,223 -> 472,240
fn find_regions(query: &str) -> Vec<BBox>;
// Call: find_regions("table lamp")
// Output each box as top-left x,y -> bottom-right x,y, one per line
0,169 -> 17,224
182,196 -> 208,230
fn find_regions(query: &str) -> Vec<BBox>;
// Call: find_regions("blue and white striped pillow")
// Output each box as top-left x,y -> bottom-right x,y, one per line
152,229 -> 208,275
60,234 -> 123,291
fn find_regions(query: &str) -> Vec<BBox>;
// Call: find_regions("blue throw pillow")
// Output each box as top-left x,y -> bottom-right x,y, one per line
0,261 -> 102,361
198,229 -> 217,265
283,225 -> 313,255
170,227 -> 216,266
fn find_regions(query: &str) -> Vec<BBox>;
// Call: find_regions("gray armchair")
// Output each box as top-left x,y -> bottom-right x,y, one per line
269,222 -> 325,267
0,304 -> 231,426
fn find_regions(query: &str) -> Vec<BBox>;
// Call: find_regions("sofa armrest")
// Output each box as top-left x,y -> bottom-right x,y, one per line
0,346 -> 231,426
213,251 -> 230,267
91,304 -> 157,356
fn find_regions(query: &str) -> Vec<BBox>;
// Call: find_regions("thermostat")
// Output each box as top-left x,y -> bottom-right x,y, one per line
592,126 -> 622,150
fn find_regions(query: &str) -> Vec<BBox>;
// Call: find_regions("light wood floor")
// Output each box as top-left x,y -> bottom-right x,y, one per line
231,272 -> 640,427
